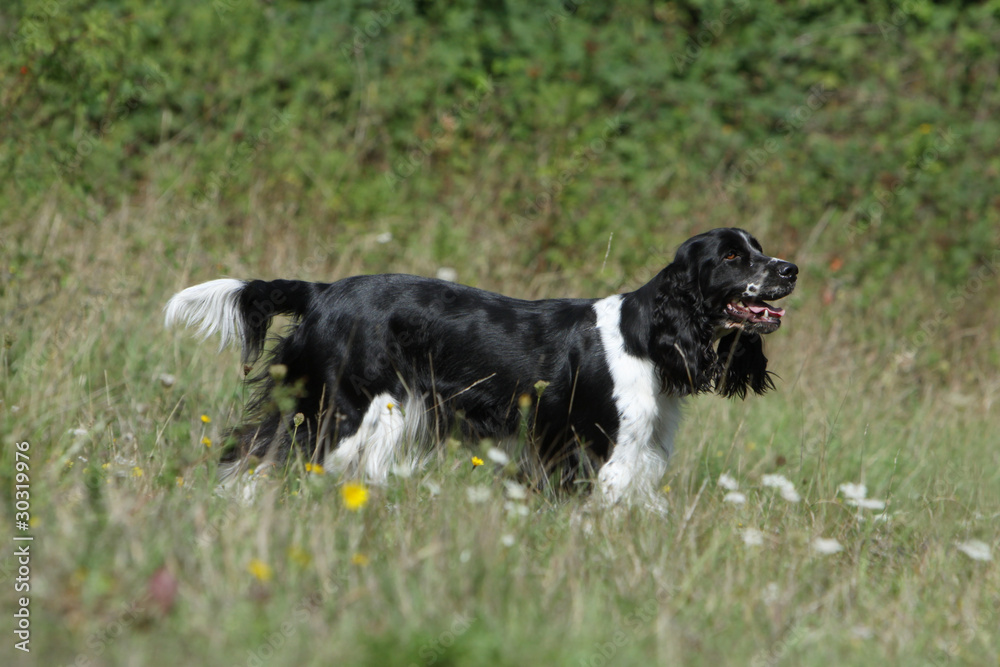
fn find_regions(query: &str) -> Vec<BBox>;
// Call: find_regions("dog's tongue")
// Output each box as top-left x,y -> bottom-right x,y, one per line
746,301 -> 785,318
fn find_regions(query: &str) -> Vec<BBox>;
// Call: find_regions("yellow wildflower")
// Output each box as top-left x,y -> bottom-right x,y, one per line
341,482 -> 369,511
132,466 -> 144,478
200,414 -> 211,424
176,477 -> 184,487
247,558 -> 273,582
351,553 -> 370,567
288,547 -> 312,567
471,456 -> 484,467
202,436 -> 212,448
305,462 -> 325,475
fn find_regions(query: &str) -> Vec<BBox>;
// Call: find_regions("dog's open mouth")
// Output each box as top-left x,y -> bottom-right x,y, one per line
725,299 -> 785,334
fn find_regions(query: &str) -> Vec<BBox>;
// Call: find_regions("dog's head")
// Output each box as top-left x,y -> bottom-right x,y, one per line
650,228 -> 797,397
674,227 -> 798,335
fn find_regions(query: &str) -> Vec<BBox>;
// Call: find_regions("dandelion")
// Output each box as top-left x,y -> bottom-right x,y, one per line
386,402 -> 395,411
132,466 -> 144,478
811,537 -> 844,555
288,546 -> 312,567
351,553 -> 370,567
200,414 -> 211,424
247,558 -> 273,582
742,527 -> 765,547
471,456 -> 484,467
486,447 -> 510,465
304,462 -> 325,475
202,436 -> 212,448
341,482 -> 369,511
661,484 -> 671,494
956,540 -> 993,562
723,491 -> 747,505
718,472 -> 739,491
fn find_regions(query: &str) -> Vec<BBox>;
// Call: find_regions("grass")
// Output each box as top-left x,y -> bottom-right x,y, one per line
3,198 -> 998,667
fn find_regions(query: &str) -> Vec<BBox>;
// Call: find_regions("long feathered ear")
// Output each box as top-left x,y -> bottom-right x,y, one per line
714,330 -> 775,399
648,263 -> 717,395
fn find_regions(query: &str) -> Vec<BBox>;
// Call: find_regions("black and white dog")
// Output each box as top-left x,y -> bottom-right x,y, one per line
165,228 -> 796,503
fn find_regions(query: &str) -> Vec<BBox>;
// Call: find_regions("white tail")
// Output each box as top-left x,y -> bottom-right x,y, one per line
164,279 -> 246,350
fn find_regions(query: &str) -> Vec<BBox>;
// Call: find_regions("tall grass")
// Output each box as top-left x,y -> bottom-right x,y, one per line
2,197 -> 997,666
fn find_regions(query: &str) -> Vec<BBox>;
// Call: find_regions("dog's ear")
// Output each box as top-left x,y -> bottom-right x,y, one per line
715,330 -> 775,399
649,260 -> 717,395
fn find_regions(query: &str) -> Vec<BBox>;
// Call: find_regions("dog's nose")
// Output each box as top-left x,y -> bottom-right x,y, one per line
777,261 -> 798,279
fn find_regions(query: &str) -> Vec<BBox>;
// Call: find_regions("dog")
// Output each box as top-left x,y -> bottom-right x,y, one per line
165,227 -> 796,503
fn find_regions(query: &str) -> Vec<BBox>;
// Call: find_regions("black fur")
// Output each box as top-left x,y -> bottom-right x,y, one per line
168,227 -> 796,483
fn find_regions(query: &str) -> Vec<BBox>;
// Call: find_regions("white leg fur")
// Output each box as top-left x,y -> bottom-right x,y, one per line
324,392 -> 428,483
593,295 -> 681,506
164,278 -> 246,351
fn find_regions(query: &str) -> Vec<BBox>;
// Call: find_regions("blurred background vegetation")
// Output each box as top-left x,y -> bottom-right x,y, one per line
3,0 -> 999,424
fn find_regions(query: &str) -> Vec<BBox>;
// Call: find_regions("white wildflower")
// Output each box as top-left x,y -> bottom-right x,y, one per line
503,480 -> 527,500
466,485 -> 491,504
956,540 -> 993,562
500,534 -> 516,547
838,482 -> 867,501
762,473 -> 801,502
504,501 -> 529,517
375,231 -> 393,244
850,498 -> 886,511
811,537 -> 844,555
486,447 -> 510,465
723,491 -> 747,505
742,527 -> 765,547
436,267 -> 458,282
423,480 -> 442,496
718,472 -> 739,490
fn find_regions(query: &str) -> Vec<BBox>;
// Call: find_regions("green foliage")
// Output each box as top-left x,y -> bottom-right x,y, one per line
4,0 -> 1000,290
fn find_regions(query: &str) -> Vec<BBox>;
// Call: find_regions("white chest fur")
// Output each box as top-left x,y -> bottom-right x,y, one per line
593,295 -> 682,504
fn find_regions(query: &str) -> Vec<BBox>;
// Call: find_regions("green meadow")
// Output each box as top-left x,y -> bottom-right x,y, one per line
2,1 -> 998,665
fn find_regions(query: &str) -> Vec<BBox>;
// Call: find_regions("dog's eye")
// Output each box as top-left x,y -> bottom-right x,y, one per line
724,251 -> 739,261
